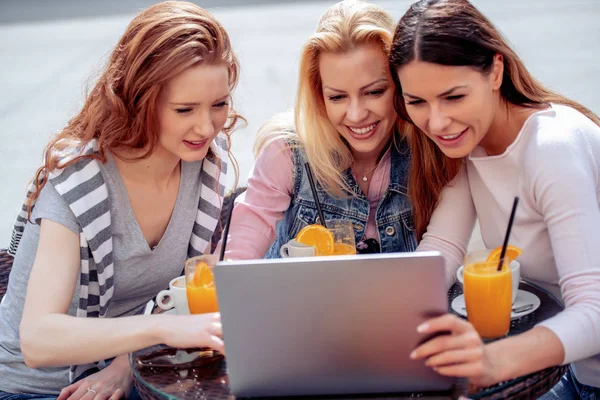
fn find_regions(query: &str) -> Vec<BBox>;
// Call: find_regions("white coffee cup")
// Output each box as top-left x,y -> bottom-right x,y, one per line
156,276 -> 190,315
280,239 -> 315,258
456,260 -> 521,304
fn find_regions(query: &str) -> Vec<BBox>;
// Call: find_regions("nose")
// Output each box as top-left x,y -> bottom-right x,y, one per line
427,105 -> 451,134
346,98 -> 368,123
192,110 -> 215,137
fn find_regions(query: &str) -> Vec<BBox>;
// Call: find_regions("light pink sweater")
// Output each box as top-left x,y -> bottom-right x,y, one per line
224,139 -> 391,261
418,104 -> 600,387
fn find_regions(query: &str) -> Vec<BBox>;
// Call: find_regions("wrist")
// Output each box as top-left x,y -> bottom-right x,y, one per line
147,314 -> 173,345
106,353 -> 132,375
486,340 -> 517,382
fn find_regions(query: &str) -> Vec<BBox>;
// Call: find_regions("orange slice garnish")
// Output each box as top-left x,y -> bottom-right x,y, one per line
192,261 -> 215,287
486,245 -> 522,264
296,224 -> 334,256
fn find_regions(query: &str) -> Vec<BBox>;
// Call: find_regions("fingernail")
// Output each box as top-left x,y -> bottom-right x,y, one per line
409,351 -> 417,359
417,323 -> 428,333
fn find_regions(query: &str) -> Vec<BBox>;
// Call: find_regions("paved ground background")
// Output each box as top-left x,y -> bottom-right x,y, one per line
0,0 -> 599,247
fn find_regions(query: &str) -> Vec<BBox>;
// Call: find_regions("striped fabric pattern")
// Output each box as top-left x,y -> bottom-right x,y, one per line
8,135 -> 229,381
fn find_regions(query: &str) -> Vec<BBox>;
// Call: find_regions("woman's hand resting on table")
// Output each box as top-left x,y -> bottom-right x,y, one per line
57,354 -> 133,400
410,314 -> 502,388
159,312 -> 225,354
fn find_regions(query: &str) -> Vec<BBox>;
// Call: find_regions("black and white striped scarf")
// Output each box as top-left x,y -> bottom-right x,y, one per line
8,135 -> 228,381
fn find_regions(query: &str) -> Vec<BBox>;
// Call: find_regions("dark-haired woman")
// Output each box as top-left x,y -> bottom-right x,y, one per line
389,0 -> 600,397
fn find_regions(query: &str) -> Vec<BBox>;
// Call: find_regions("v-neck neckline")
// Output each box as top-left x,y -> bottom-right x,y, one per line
106,152 -> 186,253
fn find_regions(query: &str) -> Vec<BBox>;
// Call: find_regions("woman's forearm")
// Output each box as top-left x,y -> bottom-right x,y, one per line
487,326 -> 565,383
20,313 -> 170,368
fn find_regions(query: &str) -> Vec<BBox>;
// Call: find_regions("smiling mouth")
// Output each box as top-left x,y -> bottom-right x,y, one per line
184,139 -> 207,145
437,127 -> 468,141
347,121 -> 379,135
441,133 -> 461,140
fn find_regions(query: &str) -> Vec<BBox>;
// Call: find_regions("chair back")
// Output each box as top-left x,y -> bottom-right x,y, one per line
0,249 -> 14,302
210,186 -> 247,254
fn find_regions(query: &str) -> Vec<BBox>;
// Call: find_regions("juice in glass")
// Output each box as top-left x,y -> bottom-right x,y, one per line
463,259 -> 512,339
295,220 -> 357,256
327,220 -> 356,255
185,255 -> 219,314
332,243 -> 356,255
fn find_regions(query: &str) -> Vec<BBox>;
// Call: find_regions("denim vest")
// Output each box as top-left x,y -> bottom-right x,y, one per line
265,138 -> 417,258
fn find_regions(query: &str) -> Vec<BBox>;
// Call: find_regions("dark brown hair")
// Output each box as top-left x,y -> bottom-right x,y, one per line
389,0 -> 600,240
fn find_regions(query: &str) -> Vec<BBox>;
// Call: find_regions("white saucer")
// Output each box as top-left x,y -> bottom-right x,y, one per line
451,289 -> 541,320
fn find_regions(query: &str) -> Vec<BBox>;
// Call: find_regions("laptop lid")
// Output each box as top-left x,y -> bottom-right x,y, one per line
214,251 -> 453,398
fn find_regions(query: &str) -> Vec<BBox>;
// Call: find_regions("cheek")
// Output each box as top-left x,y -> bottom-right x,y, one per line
157,114 -> 177,139
323,102 -> 342,125
213,108 -> 230,130
379,93 -> 396,119
404,107 -> 427,130
461,98 -> 491,134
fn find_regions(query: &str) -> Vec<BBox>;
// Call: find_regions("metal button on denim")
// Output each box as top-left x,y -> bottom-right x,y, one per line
385,226 -> 395,236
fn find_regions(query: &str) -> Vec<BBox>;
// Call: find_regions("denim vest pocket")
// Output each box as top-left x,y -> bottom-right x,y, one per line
377,204 -> 417,252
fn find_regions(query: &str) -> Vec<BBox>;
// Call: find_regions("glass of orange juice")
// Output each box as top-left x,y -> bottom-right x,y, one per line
295,220 -> 356,256
326,220 -> 356,255
463,250 -> 512,339
184,255 -> 219,314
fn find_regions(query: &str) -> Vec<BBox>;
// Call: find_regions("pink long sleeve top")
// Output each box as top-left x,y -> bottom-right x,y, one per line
224,138 -> 391,261
418,104 -> 600,387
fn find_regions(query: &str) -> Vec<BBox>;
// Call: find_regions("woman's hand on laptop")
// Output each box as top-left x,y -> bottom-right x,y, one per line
409,314 -> 499,387
158,312 -> 225,354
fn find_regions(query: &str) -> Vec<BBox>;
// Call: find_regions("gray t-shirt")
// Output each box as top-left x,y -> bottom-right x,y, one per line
0,154 -> 203,394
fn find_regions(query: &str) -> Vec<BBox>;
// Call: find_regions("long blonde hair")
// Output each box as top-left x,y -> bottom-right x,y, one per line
252,110 -> 297,159
28,1 -> 242,217
255,1 -> 399,196
389,0 -> 600,240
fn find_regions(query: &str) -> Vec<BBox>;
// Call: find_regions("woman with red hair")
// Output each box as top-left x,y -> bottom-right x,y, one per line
0,2 -> 241,398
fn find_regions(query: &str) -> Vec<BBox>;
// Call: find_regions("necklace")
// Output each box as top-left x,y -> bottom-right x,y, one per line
354,163 -> 379,182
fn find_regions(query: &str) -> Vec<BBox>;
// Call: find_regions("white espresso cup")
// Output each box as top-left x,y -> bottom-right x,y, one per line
456,260 -> 521,304
156,276 -> 189,315
280,239 -> 315,258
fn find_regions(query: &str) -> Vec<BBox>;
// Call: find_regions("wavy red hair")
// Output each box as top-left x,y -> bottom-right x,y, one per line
27,1 -> 242,217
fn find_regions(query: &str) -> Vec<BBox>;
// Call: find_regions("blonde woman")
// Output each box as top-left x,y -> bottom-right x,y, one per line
389,0 -> 600,397
225,0 -> 415,260
0,2 -> 240,398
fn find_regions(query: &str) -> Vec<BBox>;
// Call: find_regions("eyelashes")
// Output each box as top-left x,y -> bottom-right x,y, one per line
405,94 -> 466,106
327,88 -> 388,102
175,102 -> 229,114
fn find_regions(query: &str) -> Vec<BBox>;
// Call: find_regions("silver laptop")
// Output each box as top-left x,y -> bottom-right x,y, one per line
214,251 -> 453,398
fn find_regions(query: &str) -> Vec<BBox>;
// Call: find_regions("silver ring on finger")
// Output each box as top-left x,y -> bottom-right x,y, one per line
87,387 -> 98,395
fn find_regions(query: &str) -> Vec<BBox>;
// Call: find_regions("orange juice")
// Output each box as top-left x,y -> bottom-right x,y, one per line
463,261 -> 512,339
332,243 -> 356,255
186,282 -> 218,314
185,259 -> 219,314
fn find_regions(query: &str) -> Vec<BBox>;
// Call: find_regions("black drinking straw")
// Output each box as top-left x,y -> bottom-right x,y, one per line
497,196 -> 520,272
218,201 -> 234,261
304,162 -> 328,229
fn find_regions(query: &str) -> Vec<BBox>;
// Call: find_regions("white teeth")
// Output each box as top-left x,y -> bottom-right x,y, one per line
441,133 -> 460,140
187,140 -> 203,144
349,122 -> 377,135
